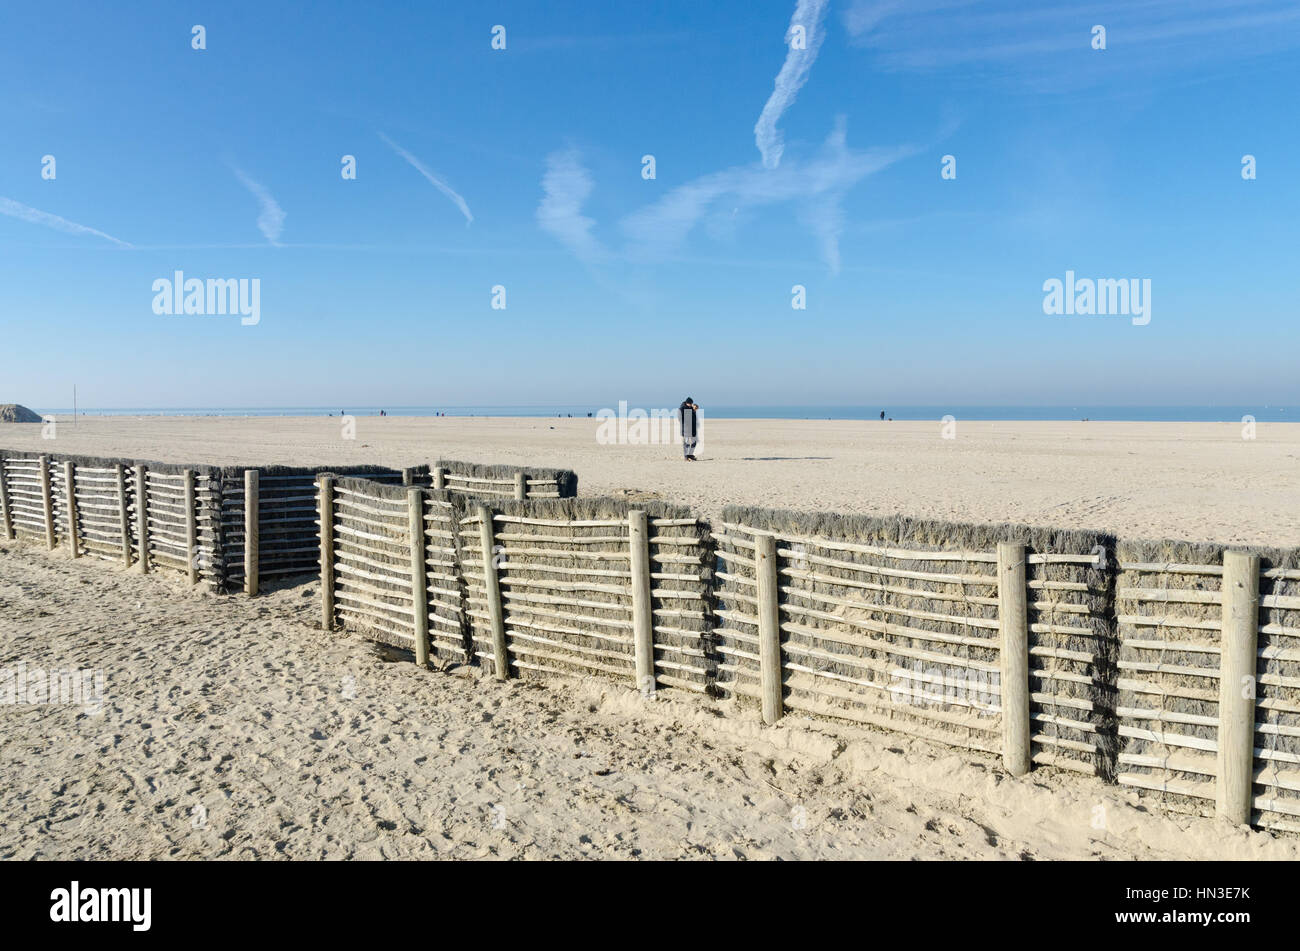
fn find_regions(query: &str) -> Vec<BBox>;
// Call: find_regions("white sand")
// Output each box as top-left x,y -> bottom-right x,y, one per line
3,543 -> 1297,860
4,414 -> 1299,544
1,415 -> 1298,859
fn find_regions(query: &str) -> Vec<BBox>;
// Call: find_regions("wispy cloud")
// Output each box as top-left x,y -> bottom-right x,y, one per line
0,196 -> 132,248
623,118 -> 913,274
843,0 -> 1300,83
231,167 -> 285,246
537,1 -> 916,276
379,132 -> 473,226
536,150 -> 604,262
536,123 -> 911,275
754,0 -> 830,169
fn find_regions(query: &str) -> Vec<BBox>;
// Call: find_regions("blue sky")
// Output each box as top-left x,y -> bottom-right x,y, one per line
1,0 -> 1298,410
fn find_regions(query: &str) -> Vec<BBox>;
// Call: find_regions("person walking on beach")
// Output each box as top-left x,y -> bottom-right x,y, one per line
679,397 -> 700,461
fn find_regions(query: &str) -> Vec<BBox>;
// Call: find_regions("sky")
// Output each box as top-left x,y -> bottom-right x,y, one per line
1,0 -> 1298,410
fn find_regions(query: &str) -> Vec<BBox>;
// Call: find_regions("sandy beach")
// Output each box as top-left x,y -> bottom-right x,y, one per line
3,415 -> 1299,860
3,540 -> 1297,861
3,414 -> 1298,545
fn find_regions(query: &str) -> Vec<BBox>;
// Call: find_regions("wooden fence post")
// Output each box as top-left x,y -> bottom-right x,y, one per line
0,459 -> 12,541
432,466 -> 446,490
134,464 -> 150,573
513,472 -> 527,501
756,533 -> 783,724
318,475 -> 335,630
39,455 -> 55,550
1217,550 -> 1260,825
629,510 -> 654,693
997,541 -> 1031,776
63,461 -> 80,558
115,464 -> 131,567
402,467 -> 414,487
183,469 -> 198,584
408,487 -> 430,667
477,503 -> 510,680
244,469 -> 259,595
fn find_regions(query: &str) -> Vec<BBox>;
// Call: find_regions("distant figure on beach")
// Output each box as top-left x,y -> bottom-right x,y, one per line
880,410 -> 885,420
679,397 -> 700,461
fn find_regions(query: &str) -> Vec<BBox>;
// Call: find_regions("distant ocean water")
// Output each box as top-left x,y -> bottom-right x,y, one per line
31,405 -> 1296,422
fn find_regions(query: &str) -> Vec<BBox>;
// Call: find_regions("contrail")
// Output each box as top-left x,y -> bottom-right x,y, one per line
754,0 -> 830,169
379,132 -> 474,225
231,167 -> 285,246
0,196 -> 132,248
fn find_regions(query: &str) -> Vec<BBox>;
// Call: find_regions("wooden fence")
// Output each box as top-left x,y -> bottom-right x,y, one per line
0,450 -> 576,596
319,482 -> 714,693
1,451 -> 224,586
5,444 -> 1296,835
319,489 -> 1300,834
317,475 -> 467,665
432,459 -> 578,501
713,509 -> 1113,777
219,464 -> 413,594
457,499 -> 712,691
317,487 -> 1123,786
1115,540 -> 1300,833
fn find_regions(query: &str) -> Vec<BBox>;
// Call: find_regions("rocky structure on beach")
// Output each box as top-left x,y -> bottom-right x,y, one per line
0,404 -> 41,423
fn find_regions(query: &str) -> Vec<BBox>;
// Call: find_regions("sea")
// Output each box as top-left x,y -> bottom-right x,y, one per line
30,405 -> 1295,422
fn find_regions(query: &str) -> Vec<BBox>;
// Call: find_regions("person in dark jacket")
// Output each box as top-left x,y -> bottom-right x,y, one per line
678,398 -> 700,461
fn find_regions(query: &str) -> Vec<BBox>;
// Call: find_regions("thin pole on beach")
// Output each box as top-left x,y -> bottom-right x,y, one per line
115,464 -> 131,567
1217,550 -> 1260,825
998,542 -> 1030,776
0,458 -> 13,541
408,487 -> 430,667
37,454 -> 54,550
756,533 -> 783,724
63,461 -> 80,559
318,475 -> 335,630
628,510 -> 654,693
134,465 -> 150,573
244,470 -> 259,595
39,455 -> 55,550
477,503 -> 510,680
183,469 -> 197,584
